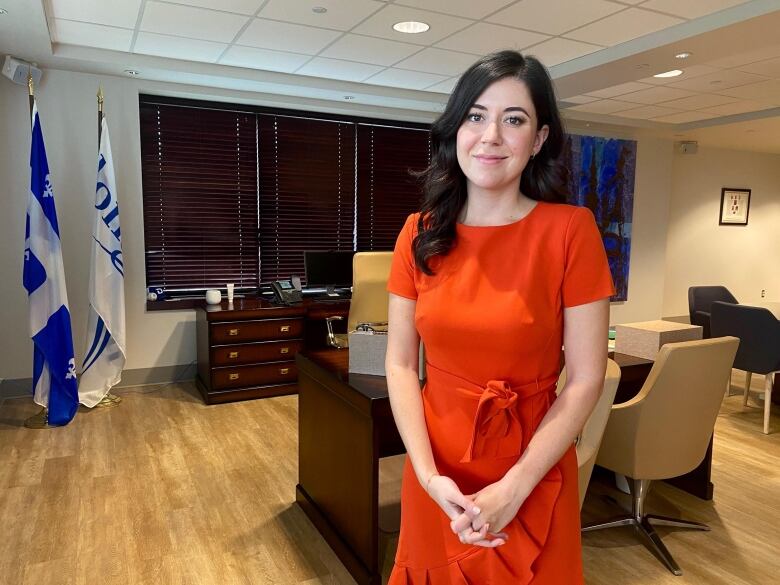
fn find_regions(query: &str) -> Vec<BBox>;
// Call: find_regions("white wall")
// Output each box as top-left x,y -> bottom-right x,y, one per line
663,146 -> 780,317
0,68 -> 674,381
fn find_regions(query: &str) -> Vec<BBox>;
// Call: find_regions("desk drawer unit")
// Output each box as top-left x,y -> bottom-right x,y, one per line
196,307 -> 305,404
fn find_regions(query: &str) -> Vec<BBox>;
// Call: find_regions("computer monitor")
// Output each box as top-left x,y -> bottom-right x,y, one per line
303,251 -> 355,290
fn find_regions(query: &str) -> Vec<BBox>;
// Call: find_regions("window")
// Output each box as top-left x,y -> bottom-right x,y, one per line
139,96 -> 430,299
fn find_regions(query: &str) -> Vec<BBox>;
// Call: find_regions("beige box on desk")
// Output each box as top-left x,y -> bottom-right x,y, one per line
348,331 -> 425,379
614,320 -> 703,360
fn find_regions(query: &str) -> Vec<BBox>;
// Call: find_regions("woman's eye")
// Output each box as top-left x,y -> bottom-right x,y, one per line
505,116 -> 525,126
467,112 -> 483,122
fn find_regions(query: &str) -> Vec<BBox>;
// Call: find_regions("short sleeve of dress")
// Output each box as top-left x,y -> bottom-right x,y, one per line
562,206 -> 615,308
387,213 -> 418,300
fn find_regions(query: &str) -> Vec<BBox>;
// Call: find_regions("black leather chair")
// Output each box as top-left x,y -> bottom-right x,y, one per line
711,301 -> 780,434
688,286 -> 738,338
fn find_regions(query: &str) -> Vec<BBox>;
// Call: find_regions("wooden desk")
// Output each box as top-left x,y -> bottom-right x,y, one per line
296,349 -> 402,585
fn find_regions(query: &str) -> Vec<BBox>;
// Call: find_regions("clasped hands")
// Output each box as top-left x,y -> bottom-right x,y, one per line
426,474 -> 525,547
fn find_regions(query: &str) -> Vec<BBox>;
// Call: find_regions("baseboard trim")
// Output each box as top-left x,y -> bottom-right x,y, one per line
0,363 -> 196,400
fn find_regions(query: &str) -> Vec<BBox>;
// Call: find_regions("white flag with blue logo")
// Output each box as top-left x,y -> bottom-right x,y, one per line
79,114 -> 126,407
24,100 -> 79,426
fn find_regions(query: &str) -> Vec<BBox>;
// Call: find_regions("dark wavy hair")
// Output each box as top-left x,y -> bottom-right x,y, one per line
413,50 -> 567,275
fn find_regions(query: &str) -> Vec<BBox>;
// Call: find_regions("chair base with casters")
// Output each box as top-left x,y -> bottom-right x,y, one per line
582,478 -> 709,576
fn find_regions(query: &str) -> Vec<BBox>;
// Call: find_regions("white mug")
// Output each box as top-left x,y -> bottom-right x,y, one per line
226,283 -> 235,302
205,289 -> 222,305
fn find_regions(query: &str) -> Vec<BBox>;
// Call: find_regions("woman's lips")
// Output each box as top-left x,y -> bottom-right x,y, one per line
474,154 -> 506,165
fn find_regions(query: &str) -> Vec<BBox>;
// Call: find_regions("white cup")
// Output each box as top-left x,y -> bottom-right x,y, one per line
226,283 -> 235,302
205,289 -> 222,305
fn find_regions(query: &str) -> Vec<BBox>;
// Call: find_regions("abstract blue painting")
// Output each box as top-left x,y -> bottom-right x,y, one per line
562,135 -> 637,301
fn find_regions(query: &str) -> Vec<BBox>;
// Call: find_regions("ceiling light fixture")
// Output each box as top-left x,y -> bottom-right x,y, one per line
654,69 -> 683,78
124,69 -> 140,76
675,52 -> 692,59
393,21 -> 429,34
312,6 -> 327,14
344,95 -> 355,100
0,8 -> 8,15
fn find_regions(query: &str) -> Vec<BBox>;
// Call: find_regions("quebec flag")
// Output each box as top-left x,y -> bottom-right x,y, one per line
24,101 -> 79,426
80,115 -> 126,407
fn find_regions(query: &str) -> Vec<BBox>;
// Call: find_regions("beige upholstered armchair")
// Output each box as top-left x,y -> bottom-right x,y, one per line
326,252 -> 393,349
557,358 -> 622,510
582,337 -> 739,576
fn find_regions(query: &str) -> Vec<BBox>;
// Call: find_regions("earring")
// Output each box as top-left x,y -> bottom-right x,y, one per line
530,152 -> 536,160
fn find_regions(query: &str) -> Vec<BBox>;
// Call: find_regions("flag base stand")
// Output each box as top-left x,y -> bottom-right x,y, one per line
24,407 -> 52,429
94,393 -> 122,409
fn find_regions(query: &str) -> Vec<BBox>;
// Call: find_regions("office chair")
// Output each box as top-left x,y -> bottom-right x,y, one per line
325,252 -> 393,349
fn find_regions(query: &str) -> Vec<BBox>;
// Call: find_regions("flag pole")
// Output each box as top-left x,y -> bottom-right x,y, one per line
92,84 -> 122,410
24,69 -> 52,429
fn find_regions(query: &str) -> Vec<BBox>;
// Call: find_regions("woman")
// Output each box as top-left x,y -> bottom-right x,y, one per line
385,50 -> 614,584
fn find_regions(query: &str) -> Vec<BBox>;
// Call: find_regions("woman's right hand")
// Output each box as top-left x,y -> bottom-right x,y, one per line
426,475 -> 507,548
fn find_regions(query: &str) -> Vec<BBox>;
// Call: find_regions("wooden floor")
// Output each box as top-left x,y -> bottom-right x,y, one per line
0,371 -> 777,585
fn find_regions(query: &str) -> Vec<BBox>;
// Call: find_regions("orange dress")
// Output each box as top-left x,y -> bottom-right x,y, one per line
386,202 -> 615,585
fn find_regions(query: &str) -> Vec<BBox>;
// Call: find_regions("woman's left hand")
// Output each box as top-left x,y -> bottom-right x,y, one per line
450,476 -> 528,540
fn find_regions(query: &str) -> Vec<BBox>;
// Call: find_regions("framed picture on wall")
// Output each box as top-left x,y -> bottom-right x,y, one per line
719,188 -> 751,225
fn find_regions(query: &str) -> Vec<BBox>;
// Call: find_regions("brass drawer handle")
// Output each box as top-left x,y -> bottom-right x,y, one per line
280,368 -> 290,375
280,347 -> 289,354
229,373 -> 240,380
228,328 -> 239,336
280,325 -> 291,333
229,351 -> 239,359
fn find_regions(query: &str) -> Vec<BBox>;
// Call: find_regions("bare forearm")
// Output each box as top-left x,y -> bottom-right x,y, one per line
386,366 -> 438,488
504,380 -> 601,499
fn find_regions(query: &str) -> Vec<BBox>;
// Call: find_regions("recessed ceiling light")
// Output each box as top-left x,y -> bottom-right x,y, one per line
0,8 -> 8,15
654,69 -> 683,78
393,21 -> 429,34
344,95 -> 355,100
124,69 -> 140,76
675,52 -> 692,59
312,6 -> 327,14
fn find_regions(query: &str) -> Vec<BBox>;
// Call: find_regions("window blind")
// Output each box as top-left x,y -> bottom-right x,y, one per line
356,124 -> 430,251
139,102 -> 259,294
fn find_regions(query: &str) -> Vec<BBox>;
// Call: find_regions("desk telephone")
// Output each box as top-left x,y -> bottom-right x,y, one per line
270,278 -> 302,305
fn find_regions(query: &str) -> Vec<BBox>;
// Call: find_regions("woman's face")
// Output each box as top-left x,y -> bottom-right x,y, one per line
456,77 -> 549,195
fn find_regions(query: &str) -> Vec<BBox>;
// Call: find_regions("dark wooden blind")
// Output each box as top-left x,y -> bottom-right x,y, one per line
258,115 -> 356,283
356,124 -> 430,251
139,102 -> 258,294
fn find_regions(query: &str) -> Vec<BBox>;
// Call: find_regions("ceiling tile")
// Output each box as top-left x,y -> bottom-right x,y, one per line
559,95 -> 600,104
435,23 -> 549,55
667,69 -> 767,92
639,0 -> 750,20
320,34 -> 420,65
364,68 -> 449,90
584,81 -> 655,99
564,8 -> 683,46
487,0 -> 625,36
612,104 -> 683,119
395,48 -> 478,76
705,46 -> 780,69
352,5 -> 473,45
219,45 -> 311,72
426,77 -> 460,93
140,1 -> 249,43
48,0 -> 142,29
296,57 -> 384,82
259,0 -> 384,31
163,0 -> 264,16
134,32 -> 227,63
700,100 -> 777,116
619,85 -> 698,104
716,79 -> 780,104
524,37 -> 603,66
737,56 -> 780,78
50,19 -> 133,52
395,0 -> 515,19
661,93 -> 737,110
236,19 -> 342,54
637,64 -> 721,85
568,99 -> 639,114
651,110 -> 721,124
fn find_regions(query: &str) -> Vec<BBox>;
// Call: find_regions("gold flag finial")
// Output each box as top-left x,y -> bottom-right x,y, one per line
27,67 -> 34,96
97,84 -> 104,112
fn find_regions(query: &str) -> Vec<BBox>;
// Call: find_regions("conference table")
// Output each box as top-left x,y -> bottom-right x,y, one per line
295,348 -> 717,585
